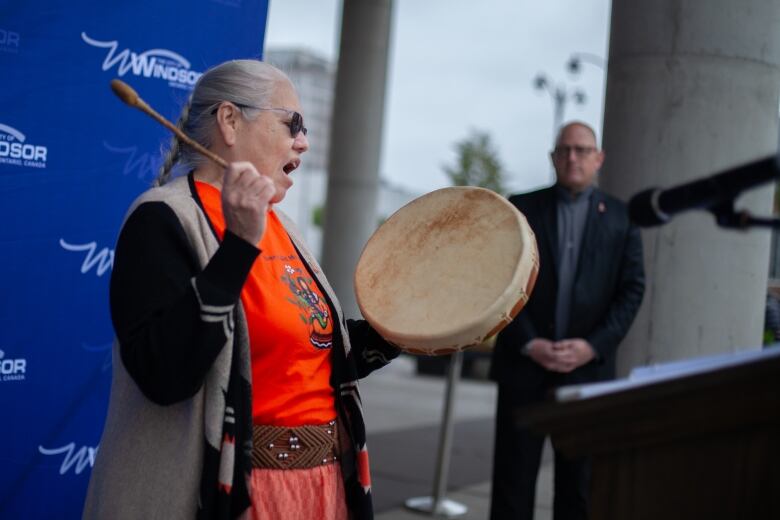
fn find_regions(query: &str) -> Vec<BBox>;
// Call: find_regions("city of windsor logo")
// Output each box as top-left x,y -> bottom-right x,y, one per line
0,28 -> 20,53
0,123 -> 48,169
0,349 -> 27,382
81,32 -> 202,90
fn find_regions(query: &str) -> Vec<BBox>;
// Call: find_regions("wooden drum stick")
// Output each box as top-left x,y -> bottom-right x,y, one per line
110,79 -> 228,169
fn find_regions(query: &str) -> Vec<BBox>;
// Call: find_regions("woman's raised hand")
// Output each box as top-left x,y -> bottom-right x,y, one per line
221,162 -> 276,246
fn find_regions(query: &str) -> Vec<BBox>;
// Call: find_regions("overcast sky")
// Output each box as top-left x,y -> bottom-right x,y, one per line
265,0 -> 612,195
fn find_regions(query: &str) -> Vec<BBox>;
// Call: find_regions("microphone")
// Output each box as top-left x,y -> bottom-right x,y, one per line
628,155 -> 780,227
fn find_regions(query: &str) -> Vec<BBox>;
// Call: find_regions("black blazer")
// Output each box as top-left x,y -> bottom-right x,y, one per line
490,185 -> 645,389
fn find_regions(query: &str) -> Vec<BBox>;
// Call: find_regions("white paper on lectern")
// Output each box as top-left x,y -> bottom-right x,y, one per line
555,345 -> 780,402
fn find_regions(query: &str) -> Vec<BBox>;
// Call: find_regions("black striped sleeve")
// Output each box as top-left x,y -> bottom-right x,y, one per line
345,319 -> 401,378
110,201 -> 259,405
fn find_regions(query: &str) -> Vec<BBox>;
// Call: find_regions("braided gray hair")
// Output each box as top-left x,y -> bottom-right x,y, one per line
155,60 -> 289,186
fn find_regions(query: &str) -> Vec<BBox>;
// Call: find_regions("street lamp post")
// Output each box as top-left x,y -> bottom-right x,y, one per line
533,72 -> 586,178
567,52 -> 606,75
566,51 -> 606,140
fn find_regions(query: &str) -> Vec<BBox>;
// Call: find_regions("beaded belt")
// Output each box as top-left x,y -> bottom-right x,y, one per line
251,420 -> 339,470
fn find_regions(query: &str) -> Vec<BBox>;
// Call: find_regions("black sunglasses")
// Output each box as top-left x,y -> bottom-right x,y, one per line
210,103 -> 308,137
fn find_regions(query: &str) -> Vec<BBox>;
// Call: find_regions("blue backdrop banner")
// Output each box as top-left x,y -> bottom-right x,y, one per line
0,1 -> 269,517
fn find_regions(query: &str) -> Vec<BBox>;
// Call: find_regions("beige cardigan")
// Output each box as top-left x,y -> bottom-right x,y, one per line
83,175 -> 354,519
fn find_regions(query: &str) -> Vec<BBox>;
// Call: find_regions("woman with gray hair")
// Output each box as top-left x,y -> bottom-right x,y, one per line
83,59 -> 399,520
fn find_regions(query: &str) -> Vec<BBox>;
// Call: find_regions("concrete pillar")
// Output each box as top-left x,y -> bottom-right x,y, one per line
600,0 -> 780,375
321,0 -> 394,318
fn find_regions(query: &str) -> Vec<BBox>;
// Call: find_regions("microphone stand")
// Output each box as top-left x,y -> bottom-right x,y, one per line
629,154 -> 779,227
710,200 -> 780,230
405,351 -> 468,518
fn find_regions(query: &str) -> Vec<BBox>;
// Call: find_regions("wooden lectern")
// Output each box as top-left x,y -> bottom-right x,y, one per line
521,350 -> 780,519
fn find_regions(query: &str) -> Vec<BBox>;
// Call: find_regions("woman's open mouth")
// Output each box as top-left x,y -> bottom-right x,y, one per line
283,159 -> 300,175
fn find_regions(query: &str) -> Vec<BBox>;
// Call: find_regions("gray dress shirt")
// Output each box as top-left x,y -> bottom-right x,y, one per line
554,184 -> 593,340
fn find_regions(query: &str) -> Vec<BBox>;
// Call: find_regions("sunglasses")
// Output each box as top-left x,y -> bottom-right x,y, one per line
210,103 -> 308,138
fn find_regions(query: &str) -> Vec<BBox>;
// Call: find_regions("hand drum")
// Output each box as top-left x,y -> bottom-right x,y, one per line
354,186 -> 539,355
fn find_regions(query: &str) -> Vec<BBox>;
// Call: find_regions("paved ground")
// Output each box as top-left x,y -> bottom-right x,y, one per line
359,355 -> 554,519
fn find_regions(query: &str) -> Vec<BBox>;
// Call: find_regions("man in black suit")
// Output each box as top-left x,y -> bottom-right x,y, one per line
489,121 -> 645,520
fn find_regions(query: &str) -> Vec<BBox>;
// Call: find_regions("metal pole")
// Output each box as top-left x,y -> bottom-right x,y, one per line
548,87 -> 566,181
431,350 -> 463,511
553,87 -> 566,142
405,351 -> 468,517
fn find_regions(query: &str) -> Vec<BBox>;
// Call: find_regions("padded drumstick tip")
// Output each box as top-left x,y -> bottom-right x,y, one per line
110,79 -> 139,107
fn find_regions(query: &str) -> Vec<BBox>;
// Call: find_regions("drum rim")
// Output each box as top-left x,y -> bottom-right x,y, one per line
354,186 -> 539,351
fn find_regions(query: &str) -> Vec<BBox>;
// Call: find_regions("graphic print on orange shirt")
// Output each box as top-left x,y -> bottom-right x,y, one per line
281,263 -> 333,349
194,180 -> 337,425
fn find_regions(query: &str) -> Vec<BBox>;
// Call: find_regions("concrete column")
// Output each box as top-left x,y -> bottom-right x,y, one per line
600,0 -> 780,375
321,0 -> 394,318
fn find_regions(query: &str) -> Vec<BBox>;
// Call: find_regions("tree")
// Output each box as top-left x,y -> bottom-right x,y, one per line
442,130 -> 506,195
312,205 -> 324,227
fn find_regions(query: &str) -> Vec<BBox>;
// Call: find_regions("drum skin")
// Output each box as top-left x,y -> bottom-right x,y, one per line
354,186 -> 539,355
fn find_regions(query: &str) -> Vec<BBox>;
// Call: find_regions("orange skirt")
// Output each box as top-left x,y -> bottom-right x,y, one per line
240,463 -> 349,520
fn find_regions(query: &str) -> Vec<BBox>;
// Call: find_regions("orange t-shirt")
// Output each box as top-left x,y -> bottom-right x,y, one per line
195,181 -> 336,426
